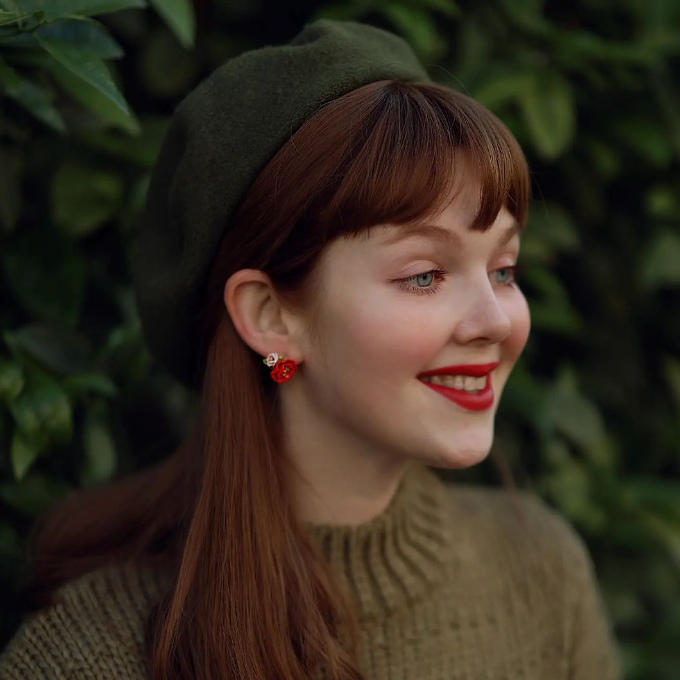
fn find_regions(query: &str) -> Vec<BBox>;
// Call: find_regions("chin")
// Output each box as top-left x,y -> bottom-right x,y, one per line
425,447 -> 491,470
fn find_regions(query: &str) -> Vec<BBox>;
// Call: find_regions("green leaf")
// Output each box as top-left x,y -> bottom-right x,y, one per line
645,184 -> 679,221
0,29 -> 42,48
35,18 -> 123,59
0,359 -> 24,403
378,4 -> 445,58
51,158 -> 125,237
46,57 -> 140,134
528,301 -> 583,337
625,476 -> 680,524
519,71 -> 575,159
15,0 -> 146,22
77,116 -> 167,165
0,55 -> 66,132
661,354 -> 680,418
494,0 -> 553,39
611,115 -> 673,168
538,438 -> 604,530
521,264 -> 584,335
413,0 -> 461,18
500,357 -> 547,422
97,323 -> 151,385
10,428 -> 40,480
0,9 -> 20,26
0,227 -> 87,325
8,369 -> 73,446
472,70 -> 536,110
137,27 -> 199,98
519,263 -> 571,303
62,372 -> 118,397
35,32 -> 130,114
80,407 -> 117,486
638,229 -> 680,291
3,324 -> 93,375
546,366 -> 608,455
0,9 -> 15,23
582,137 -> 621,180
453,13 -> 489,85
554,29 -> 657,67
638,510 -> 680,571
310,4 -> 363,21
0,8 -> 44,28
524,201 -> 581,260
148,0 -> 194,49
0,472 -> 74,517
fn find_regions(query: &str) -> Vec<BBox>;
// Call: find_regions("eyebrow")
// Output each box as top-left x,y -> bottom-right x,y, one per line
381,221 -> 523,249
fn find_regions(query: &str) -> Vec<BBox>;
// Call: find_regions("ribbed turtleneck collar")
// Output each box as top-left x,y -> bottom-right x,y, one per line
301,462 -> 451,623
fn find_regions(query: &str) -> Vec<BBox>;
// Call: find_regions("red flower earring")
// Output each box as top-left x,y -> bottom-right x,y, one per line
263,352 -> 299,383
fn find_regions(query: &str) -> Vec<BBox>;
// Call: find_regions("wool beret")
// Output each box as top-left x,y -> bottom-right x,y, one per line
133,19 -> 433,389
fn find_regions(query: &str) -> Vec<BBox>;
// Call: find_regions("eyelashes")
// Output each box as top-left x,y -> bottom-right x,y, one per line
395,265 -> 525,296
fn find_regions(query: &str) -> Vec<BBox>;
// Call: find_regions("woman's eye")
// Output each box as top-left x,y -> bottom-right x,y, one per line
395,265 -> 524,296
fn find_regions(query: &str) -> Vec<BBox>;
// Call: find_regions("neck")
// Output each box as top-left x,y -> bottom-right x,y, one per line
277,379 -> 414,528
288,457 -> 413,527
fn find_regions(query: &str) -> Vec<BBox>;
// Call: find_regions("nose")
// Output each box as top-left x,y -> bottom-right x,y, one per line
451,280 -> 513,345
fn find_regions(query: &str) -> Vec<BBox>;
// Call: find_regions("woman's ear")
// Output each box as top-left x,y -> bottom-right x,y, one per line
223,269 -> 304,364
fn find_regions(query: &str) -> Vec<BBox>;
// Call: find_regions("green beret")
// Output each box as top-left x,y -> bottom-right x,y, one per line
134,19 -> 432,388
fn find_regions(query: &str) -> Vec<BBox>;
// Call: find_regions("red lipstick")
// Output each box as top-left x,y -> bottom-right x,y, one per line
417,362 -> 499,412
417,362 -> 499,378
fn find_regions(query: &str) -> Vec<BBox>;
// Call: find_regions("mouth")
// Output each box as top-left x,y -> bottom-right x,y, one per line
417,371 -> 496,411
417,362 -> 499,380
419,373 -> 489,393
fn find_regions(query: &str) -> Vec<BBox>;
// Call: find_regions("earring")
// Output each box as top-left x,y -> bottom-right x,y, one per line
263,352 -> 299,383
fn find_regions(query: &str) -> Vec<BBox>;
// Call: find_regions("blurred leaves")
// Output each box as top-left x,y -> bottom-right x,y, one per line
1,227 -> 87,324
4,324 -> 93,374
638,229 -> 680,291
0,54 -> 67,131
147,0 -> 194,49
34,27 -> 129,113
51,158 -> 125,237
8,367 -> 73,476
0,0 -> 194,134
80,402 -> 117,486
11,1 -> 146,22
0,472 -> 74,516
519,70 -> 575,159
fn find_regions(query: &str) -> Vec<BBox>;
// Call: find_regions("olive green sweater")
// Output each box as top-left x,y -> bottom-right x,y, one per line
0,463 -> 623,679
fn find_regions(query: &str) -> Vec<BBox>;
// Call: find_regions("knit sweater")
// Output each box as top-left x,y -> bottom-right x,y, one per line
0,462 -> 623,680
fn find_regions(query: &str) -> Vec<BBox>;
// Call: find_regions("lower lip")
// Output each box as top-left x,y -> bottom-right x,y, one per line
418,375 -> 495,411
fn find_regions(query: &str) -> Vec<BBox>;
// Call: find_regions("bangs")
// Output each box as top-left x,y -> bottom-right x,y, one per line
318,80 -> 530,243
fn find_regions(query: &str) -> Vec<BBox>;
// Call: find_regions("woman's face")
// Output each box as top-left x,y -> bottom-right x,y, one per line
285,182 -> 531,472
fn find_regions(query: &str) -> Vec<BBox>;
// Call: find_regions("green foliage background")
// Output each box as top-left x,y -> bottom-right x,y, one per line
1,1 -> 679,678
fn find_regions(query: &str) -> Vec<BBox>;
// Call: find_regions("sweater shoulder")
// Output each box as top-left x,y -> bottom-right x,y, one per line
0,559 -> 167,680
446,482 -> 593,588
446,484 -> 622,678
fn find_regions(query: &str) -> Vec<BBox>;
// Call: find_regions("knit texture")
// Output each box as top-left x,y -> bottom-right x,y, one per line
0,463 -> 623,680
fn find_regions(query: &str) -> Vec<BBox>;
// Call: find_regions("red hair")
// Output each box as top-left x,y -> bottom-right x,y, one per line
22,80 -> 530,680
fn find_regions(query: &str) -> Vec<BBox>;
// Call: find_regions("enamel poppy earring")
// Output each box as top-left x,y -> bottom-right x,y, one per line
263,352 -> 299,383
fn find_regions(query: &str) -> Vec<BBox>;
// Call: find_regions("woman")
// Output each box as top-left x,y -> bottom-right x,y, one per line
0,19 -> 622,680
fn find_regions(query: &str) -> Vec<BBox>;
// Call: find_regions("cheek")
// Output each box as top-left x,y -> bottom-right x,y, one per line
328,294 -> 440,373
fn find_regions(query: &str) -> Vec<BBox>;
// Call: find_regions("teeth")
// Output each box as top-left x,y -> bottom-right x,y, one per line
420,375 -> 487,392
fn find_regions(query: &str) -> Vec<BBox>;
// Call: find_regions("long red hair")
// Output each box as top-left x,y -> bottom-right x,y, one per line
22,80 -> 530,680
